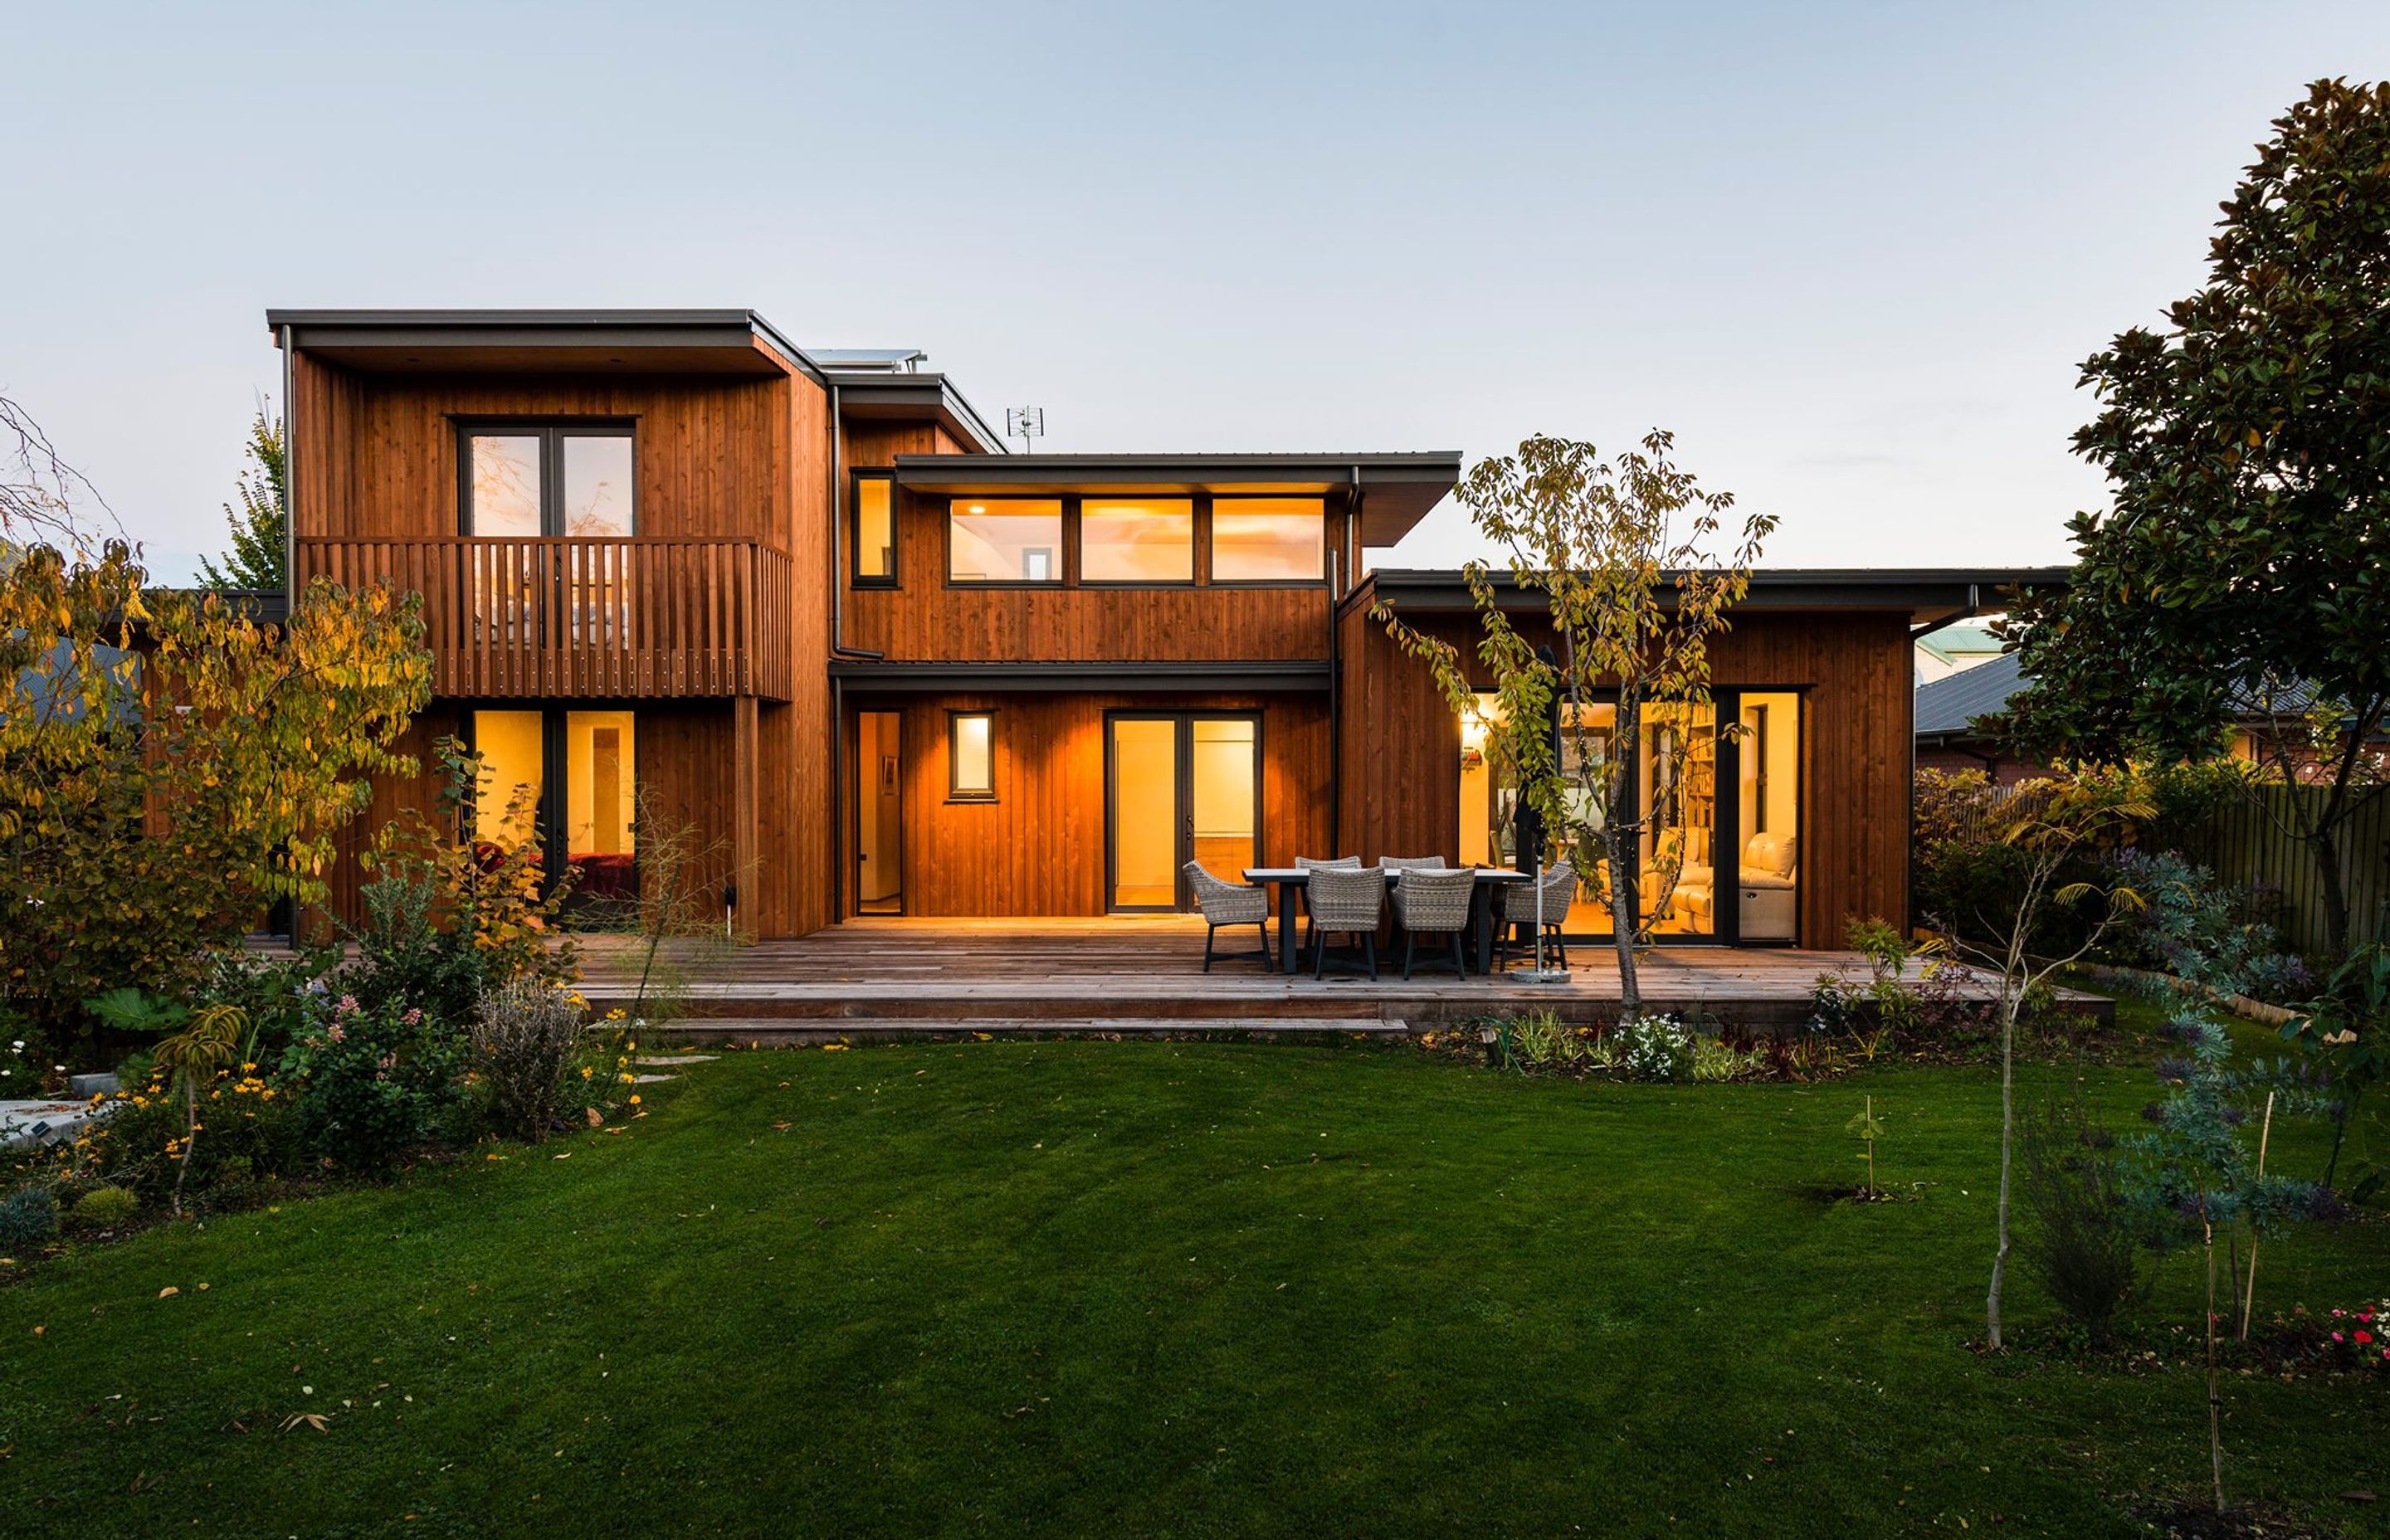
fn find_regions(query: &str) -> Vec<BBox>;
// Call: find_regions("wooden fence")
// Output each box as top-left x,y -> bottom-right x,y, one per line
2183,784 -> 2390,957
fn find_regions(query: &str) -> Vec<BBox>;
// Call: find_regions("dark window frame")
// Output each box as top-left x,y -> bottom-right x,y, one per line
461,704 -> 642,905
850,469 -> 898,588
946,709 -> 998,802
1076,495 -> 1199,590
456,418 -> 639,538
1101,709 -> 1266,913
1204,495 -> 1333,589
944,498 -> 1068,588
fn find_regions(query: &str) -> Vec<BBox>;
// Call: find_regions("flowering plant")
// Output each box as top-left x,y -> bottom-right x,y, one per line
2268,1300 -> 2390,1372
279,992 -> 466,1173
1616,1012 -> 1695,1083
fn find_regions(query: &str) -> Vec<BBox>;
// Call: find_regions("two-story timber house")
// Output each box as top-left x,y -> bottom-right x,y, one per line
276,309 -> 2051,948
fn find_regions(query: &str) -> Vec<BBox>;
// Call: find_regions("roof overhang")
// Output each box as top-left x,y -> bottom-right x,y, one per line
1361,568 -> 2071,628
890,453 -> 1461,547
829,659 -> 1329,694
266,309 -> 822,383
829,371 -> 1007,454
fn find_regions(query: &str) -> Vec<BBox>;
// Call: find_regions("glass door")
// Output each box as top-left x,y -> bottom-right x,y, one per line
1106,713 -> 1261,912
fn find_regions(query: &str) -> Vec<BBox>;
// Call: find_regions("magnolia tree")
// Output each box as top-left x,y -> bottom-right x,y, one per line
2000,79 -> 2390,956
1373,431 -> 1771,1008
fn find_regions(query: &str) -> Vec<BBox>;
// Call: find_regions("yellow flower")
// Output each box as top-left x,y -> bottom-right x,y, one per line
580,1065 -> 594,1079
628,1094 -> 641,1106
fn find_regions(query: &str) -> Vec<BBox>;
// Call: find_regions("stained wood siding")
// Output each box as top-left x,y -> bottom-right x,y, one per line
291,355 -> 838,939
851,692 -> 1332,917
1334,589 -> 1914,946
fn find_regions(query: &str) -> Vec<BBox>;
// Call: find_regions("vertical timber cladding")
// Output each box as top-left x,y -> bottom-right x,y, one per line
868,693 -> 1333,917
287,345 -> 838,941
1334,592 -> 1914,947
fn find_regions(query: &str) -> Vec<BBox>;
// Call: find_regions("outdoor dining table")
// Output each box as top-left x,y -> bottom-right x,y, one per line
1241,865 -> 1534,977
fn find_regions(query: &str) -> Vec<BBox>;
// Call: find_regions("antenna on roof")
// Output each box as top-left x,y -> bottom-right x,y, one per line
1004,406 -> 1044,453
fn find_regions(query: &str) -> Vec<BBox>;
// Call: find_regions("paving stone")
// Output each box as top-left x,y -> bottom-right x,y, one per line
634,1055 -> 715,1065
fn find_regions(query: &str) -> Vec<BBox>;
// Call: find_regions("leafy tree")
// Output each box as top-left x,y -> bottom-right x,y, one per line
198,410 -> 287,592
1373,431 -> 1771,1007
0,540 -> 430,1053
1923,774 -> 2150,1351
1999,79 -> 2390,956
2283,939 -> 2390,1196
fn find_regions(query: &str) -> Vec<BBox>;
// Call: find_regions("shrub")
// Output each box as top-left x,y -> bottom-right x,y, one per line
0,1185 -> 61,1250
1691,1036 -> 1764,1083
1501,1009 -> 1588,1072
280,992 -> 466,1175
1616,1013 -> 1695,1082
2017,1088 -> 2146,1347
473,982 -> 588,1141
2102,849 -> 2310,1002
71,1184 -> 139,1229
78,1065 -> 300,1201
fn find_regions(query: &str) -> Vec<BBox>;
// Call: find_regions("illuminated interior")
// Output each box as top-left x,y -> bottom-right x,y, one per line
563,710 -> 637,904
472,709 -> 545,850
1189,717 -> 1258,879
1459,691 -> 1617,933
854,477 -> 895,579
1212,498 -> 1324,582
949,500 -> 1063,582
949,713 -> 994,797
1081,498 -> 1193,582
1735,692 -> 1801,940
1110,717 -> 1179,908
1638,701 -> 1716,938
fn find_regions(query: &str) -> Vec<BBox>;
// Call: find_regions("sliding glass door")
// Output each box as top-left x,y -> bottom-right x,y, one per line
1106,713 -> 1261,912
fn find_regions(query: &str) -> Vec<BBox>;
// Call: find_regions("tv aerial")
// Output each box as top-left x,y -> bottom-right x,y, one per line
1005,406 -> 1044,453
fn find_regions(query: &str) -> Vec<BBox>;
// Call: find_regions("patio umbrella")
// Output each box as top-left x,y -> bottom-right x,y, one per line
1513,646 -> 1568,982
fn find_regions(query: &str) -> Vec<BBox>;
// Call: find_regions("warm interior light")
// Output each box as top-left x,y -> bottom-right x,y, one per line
967,504 -> 987,514
1461,712 -> 1488,751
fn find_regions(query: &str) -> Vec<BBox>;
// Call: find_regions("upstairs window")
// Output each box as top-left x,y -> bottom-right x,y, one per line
948,499 -> 1062,583
1081,498 -> 1193,584
1212,498 -> 1324,582
462,423 -> 636,538
852,472 -> 896,586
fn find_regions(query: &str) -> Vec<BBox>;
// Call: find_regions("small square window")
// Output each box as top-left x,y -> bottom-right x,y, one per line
949,712 -> 996,801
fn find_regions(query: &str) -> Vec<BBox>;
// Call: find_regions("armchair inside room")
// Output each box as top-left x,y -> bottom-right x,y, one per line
1736,831 -> 1799,939
1647,826 -> 1715,929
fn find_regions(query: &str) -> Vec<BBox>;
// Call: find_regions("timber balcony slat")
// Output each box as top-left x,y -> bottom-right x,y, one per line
295,535 -> 794,703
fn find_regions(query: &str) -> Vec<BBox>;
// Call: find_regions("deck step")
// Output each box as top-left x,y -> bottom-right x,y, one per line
645,1016 -> 1412,1045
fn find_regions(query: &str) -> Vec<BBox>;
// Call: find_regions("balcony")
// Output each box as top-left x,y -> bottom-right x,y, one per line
295,536 -> 794,700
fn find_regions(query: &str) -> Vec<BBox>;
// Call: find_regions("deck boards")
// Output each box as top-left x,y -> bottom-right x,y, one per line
577,917 -> 2109,1033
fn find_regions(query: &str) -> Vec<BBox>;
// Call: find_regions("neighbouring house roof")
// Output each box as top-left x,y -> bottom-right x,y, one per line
1915,649 -> 2025,743
893,453 -> 1465,548
1363,568 -> 2070,629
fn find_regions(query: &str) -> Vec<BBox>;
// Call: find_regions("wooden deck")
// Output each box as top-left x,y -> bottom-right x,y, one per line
577,917 -> 2110,1040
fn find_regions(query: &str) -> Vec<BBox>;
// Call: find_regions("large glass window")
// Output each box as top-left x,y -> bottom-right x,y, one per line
1081,498 -> 1193,583
1734,693 -> 1800,941
472,709 -> 547,851
1459,691 -> 1617,933
1212,498 -> 1324,582
1639,701 -> 1717,938
464,424 -> 635,537
852,473 -> 896,585
948,500 -> 1062,583
565,709 -> 637,905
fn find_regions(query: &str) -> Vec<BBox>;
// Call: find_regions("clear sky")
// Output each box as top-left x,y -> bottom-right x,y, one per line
3,1 -> 2386,580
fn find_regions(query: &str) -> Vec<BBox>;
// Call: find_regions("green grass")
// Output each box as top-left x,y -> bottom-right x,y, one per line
3,1038 -> 2383,1539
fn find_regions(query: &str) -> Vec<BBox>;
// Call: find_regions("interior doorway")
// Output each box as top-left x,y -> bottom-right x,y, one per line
854,709 -> 904,914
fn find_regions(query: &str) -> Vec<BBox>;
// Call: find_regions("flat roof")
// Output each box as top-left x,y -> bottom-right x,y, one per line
829,371 -> 1007,454
266,308 -> 823,383
893,452 -> 1463,547
1361,567 -> 2071,628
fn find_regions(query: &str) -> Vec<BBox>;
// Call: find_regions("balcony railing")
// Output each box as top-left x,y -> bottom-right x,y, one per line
295,536 -> 794,701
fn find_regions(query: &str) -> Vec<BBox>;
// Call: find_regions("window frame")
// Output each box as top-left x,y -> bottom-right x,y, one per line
946,709 -> 998,802
944,498 -> 1067,588
850,469 -> 899,588
456,418 -> 639,539
1204,495 -> 1331,588
462,704 -> 642,903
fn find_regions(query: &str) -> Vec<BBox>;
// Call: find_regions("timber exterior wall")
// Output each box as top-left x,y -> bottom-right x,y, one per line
847,692 -> 1331,917
1334,585 -> 1915,947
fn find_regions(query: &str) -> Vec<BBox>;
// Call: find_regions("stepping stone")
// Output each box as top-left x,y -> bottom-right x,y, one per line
631,1073 -> 676,1084
2,1100 -> 95,1149
634,1055 -> 715,1065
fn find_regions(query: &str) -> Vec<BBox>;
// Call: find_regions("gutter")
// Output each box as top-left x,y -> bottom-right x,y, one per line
280,323 -> 295,609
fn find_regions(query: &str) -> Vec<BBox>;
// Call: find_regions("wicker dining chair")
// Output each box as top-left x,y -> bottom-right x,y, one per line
1294,854 -> 1363,948
1305,865 -> 1389,980
1497,860 -> 1578,970
1183,861 -> 1273,973
1390,867 -> 1477,981
1376,855 -> 1450,872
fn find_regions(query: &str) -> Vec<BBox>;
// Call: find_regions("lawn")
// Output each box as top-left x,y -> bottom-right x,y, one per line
2,1035 -> 2383,1539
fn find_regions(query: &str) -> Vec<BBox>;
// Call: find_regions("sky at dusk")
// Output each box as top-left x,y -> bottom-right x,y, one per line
3,1 -> 2388,581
